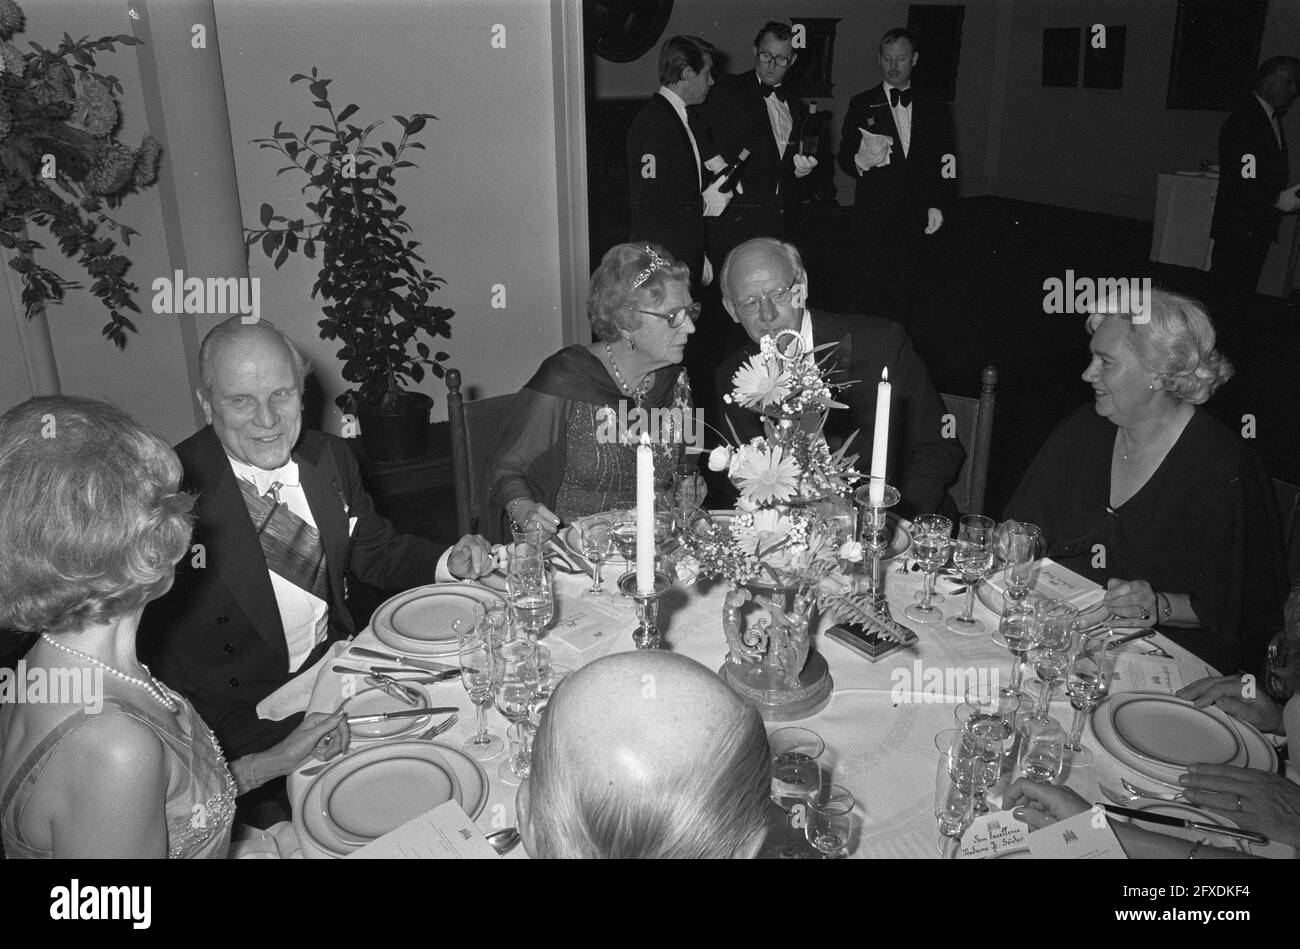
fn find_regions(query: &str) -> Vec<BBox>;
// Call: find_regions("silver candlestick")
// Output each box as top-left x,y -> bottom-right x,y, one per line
618,571 -> 672,649
854,483 -> 901,609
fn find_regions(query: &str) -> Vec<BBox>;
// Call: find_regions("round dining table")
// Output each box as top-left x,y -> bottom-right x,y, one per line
289,548 -> 1293,860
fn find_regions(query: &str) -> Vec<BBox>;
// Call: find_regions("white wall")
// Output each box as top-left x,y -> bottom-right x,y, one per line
215,0 -> 565,426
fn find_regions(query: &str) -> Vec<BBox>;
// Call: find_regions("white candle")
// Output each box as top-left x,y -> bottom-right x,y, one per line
869,368 -> 891,504
636,433 -> 655,592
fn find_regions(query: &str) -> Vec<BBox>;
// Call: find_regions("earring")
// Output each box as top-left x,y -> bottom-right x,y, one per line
627,336 -> 636,352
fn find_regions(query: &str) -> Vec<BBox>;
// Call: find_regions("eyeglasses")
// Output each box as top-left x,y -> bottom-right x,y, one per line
732,280 -> 801,318
757,51 -> 792,67
637,302 -> 701,328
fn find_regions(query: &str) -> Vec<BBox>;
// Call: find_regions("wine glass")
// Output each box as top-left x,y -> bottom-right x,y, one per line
1018,716 -> 1066,784
527,661 -> 571,728
936,724 -> 1002,817
574,514 -> 612,598
946,515 -> 996,635
507,565 -> 554,641
934,739 -> 977,858
1028,599 -> 1078,722
803,785 -> 856,859
959,684 -> 1022,771
1064,629 -> 1119,767
905,514 -> 952,623
992,595 -> 1037,702
492,638 -> 540,784
768,727 -> 824,859
474,599 -> 508,648
609,504 -> 639,572
507,526 -> 545,583
998,520 -> 1043,602
455,623 -> 503,761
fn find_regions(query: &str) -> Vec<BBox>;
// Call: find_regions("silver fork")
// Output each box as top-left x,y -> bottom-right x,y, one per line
895,556 -> 911,575
1098,783 -> 1142,805
298,713 -> 459,776
1121,777 -> 1187,801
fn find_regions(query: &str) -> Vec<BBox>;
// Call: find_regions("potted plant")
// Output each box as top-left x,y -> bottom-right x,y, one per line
0,0 -> 161,348
244,68 -> 453,462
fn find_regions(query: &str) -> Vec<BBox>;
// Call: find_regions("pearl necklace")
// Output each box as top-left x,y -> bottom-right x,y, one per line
39,633 -> 179,713
605,342 -> 651,405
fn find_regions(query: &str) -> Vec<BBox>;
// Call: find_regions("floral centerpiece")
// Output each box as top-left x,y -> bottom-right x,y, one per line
678,330 -> 903,719
0,0 -> 162,348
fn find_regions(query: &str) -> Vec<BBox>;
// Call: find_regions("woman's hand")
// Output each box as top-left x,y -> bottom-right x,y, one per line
1003,778 -> 1091,830
1103,578 -> 1158,627
1180,763 -> 1300,849
508,498 -> 560,535
262,711 -> 349,779
1177,675 -> 1284,734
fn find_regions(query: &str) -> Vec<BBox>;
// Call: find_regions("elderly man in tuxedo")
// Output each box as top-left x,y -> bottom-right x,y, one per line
626,34 -> 732,287
139,318 -> 492,770
715,238 -> 963,519
701,20 -> 818,266
837,28 -> 954,323
517,651 -> 771,859
1210,55 -> 1300,318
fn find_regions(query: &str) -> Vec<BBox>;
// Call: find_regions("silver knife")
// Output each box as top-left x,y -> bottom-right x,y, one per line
1097,803 -> 1270,845
346,706 -> 459,726
348,647 -> 455,673
332,664 -> 460,682
547,534 -> 596,579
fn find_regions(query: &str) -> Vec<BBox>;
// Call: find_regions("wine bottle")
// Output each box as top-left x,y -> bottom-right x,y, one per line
711,147 -> 751,194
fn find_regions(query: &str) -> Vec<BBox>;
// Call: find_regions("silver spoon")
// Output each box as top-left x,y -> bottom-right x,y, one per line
486,828 -> 521,855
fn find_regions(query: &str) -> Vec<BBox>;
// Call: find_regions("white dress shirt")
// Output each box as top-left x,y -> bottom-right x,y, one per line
228,455 -> 329,672
658,86 -> 702,189
884,82 -> 913,157
760,75 -> 793,159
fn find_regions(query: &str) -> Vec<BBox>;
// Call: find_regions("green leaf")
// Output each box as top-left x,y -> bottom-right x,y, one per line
260,203 -> 273,226
337,103 -> 359,124
406,116 -> 427,136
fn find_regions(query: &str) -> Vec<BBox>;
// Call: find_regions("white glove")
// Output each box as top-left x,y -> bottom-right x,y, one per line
792,155 -> 818,178
702,256 -> 714,287
1276,186 -> 1300,212
854,128 -> 892,172
702,176 -> 733,217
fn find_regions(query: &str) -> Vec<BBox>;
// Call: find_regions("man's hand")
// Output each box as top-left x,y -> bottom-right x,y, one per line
702,256 -> 714,287
1178,675 -> 1284,734
1181,763 -> 1300,848
924,207 -> 944,235
854,128 -> 891,172
1275,186 -> 1300,212
702,176 -> 733,217
447,534 -> 495,579
1103,578 -> 1158,627
792,154 -> 818,178
1003,778 -> 1091,830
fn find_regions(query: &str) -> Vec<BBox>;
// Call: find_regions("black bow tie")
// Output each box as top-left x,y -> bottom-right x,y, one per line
889,87 -> 913,108
761,84 -> 787,103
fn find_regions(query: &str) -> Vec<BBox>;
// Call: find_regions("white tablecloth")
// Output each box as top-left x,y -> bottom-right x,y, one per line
290,558 -> 1289,859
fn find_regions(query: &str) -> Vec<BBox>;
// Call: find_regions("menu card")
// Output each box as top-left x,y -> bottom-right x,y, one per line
984,558 -> 1104,610
1111,653 -> 1214,695
1026,808 -> 1126,859
957,811 -> 1029,859
547,596 -> 628,654
346,800 -> 498,859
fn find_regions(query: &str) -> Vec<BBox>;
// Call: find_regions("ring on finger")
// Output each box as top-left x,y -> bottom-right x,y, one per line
1234,794 -> 1243,812
1139,609 -> 1151,621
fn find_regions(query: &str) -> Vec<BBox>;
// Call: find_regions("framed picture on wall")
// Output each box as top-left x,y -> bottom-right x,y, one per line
1042,27 -> 1081,88
785,18 -> 840,99
907,4 -> 966,103
1166,0 -> 1269,109
1083,25 -> 1126,89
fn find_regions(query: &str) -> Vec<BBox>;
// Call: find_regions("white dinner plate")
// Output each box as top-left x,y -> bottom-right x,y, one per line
1110,694 -> 1243,768
372,583 -> 505,656
297,741 -> 490,857
1092,691 -> 1274,788
339,683 -> 433,741
323,754 -> 461,841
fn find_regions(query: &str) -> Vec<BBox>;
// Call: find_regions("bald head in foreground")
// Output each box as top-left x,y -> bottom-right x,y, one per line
517,651 -> 771,859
